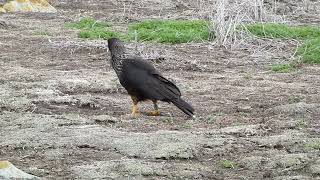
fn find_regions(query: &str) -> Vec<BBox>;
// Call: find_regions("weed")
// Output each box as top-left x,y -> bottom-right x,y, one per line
162,117 -> 174,124
128,20 -> 209,44
220,159 -> 235,169
206,114 -> 216,124
65,17 -> 120,40
33,30 -> 51,36
194,113 -> 220,124
65,18 -> 111,29
243,74 -> 252,80
297,37 -> 320,64
305,142 -> 320,151
296,120 -> 307,129
78,29 -> 120,40
246,23 -> 320,39
181,121 -> 193,129
238,112 -> 249,117
288,96 -> 301,104
247,23 -> 320,64
271,63 -> 295,73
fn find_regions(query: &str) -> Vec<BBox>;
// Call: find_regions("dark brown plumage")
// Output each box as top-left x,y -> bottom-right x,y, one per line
107,38 -> 194,117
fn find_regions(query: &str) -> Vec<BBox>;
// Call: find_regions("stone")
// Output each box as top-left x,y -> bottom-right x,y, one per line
0,161 -> 39,179
0,6 -> 6,13
3,0 -> 57,13
236,105 -> 252,113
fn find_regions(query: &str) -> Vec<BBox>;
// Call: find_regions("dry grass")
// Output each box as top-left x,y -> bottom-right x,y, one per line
209,0 -> 286,48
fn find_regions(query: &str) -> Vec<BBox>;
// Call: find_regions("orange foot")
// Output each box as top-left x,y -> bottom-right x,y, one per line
147,110 -> 160,116
130,112 -> 140,118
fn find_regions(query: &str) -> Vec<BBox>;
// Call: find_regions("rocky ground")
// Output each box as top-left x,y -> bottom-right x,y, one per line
0,0 -> 319,179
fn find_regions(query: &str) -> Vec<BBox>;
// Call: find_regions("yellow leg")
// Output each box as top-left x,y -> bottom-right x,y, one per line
147,100 -> 160,116
131,96 -> 140,116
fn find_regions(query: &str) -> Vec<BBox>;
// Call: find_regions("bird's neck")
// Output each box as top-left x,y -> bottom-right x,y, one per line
109,42 -> 127,76
110,56 -> 124,76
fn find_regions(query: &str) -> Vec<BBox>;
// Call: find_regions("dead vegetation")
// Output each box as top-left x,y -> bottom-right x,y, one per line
0,0 -> 320,179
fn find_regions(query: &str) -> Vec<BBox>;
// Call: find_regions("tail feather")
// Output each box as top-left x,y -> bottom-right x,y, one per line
171,98 -> 194,117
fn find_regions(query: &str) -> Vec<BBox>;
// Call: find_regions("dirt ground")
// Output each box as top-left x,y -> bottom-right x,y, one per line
0,0 -> 319,179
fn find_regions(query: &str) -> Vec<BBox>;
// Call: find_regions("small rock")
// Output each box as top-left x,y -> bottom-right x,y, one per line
3,0 -> 57,13
0,21 -> 8,28
236,105 -> 252,113
92,115 -> 117,123
0,7 -> 5,13
0,161 -> 39,179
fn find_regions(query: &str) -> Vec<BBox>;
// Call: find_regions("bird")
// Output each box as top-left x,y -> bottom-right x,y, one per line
107,38 -> 194,117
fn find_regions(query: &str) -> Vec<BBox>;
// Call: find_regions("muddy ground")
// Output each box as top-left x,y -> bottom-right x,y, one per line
0,0 -> 319,179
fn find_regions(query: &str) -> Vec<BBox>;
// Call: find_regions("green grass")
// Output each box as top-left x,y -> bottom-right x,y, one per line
78,29 -> 121,40
305,141 -> 320,151
64,19 -> 320,65
297,37 -> 320,64
271,63 -> 296,73
65,18 -> 120,40
33,30 -> 52,36
128,20 -> 210,44
220,160 -> 235,169
247,23 -> 320,64
65,18 -> 111,29
246,23 -> 320,39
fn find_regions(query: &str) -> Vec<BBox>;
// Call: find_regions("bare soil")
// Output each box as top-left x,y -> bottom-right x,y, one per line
0,0 -> 319,179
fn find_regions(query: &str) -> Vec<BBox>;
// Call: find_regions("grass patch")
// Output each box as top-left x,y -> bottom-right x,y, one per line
296,120 -> 308,129
305,142 -> 320,151
246,23 -> 320,39
65,18 -> 120,40
33,30 -> 51,36
220,160 -> 235,169
78,29 -> 121,40
271,63 -> 296,73
65,18 -> 111,29
297,37 -> 320,64
128,20 -> 209,44
181,121 -> 193,129
247,23 -> 320,65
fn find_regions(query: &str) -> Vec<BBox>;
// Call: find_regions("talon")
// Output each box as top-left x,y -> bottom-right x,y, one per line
130,112 -> 140,118
147,110 -> 160,116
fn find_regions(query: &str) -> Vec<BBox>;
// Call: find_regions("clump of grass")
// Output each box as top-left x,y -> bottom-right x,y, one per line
33,30 -> 51,36
246,23 -> 320,39
65,18 -> 111,29
128,20 -> 209,44
78,29 -> 121,40
65,18 -> 120,40
297,37 -> 320,64
247,23 -> 320,65
181,121 -> 193,129
305,141 -> 320,151
220,159 -> 235,169
288,96 -> 301,104
162,117 -> 174,124
296,120 -> 307,129
271,63 -> 295,73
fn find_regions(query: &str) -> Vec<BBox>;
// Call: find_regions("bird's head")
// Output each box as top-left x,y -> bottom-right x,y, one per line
107,38 -> 120,49
107,38 -> 126,58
